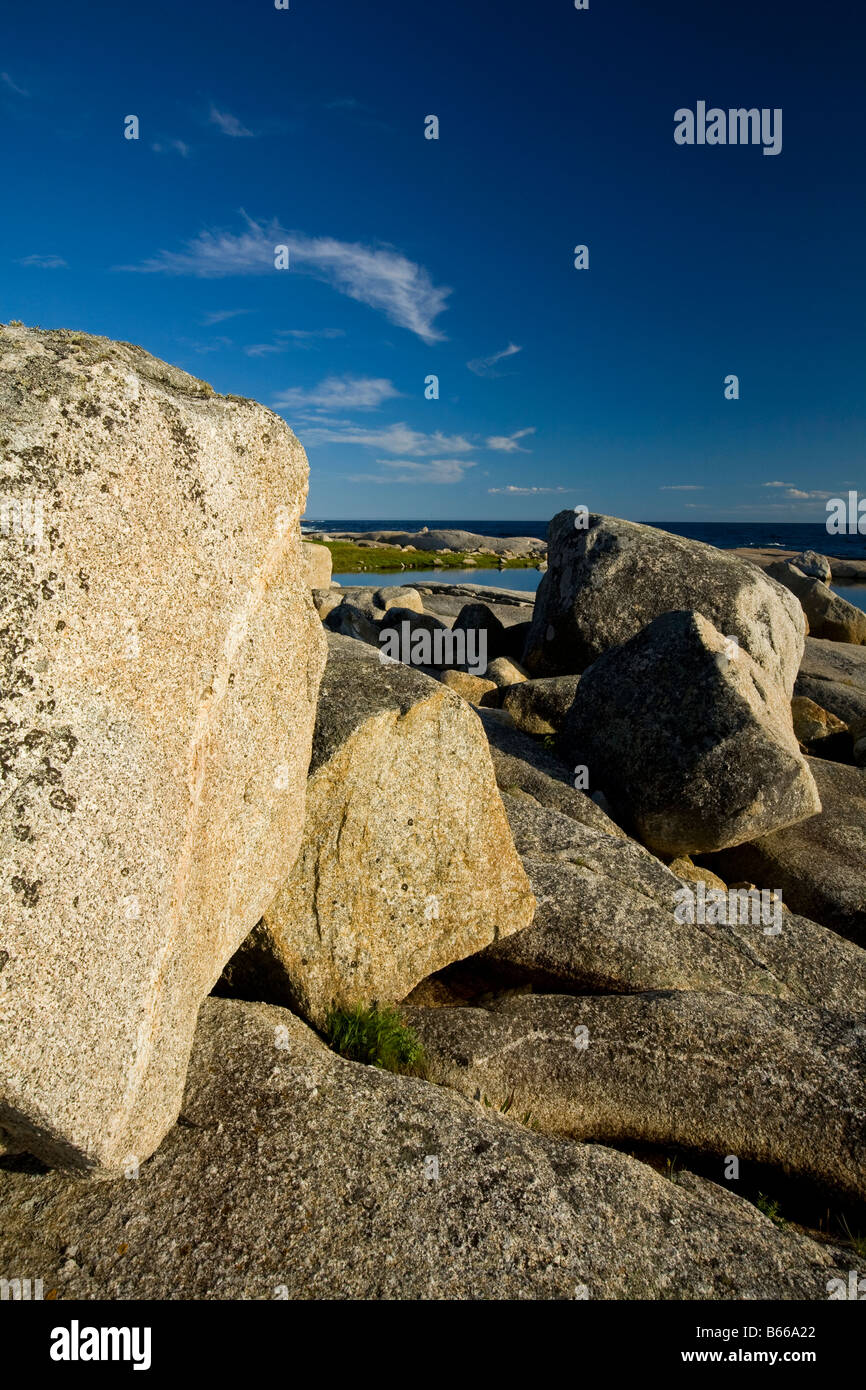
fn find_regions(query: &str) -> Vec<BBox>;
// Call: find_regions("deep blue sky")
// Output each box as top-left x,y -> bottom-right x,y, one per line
1,0 -> 863,521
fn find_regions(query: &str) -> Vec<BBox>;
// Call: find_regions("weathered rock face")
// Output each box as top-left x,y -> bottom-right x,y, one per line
221,634 -> 535,1027
323,600 -> 380,646
301,540 -> 332,588
767,560 -> 866,645
0,997 -> 845,1299
793,550 -> 833,582
559,610 -> 820,856
791,695 -> 848,747
405,992 -> 866,1200
706,758 -> 866,946
796,636 -> 866,724
524,512 -> 806,691
452,602 -> 509,661
374,586 -> 424,613
500,674 -> 581,734
437,668 -> 498,705
478,794 -> 866,1014
477,709 -> 627,836
0,326 -> 326,1173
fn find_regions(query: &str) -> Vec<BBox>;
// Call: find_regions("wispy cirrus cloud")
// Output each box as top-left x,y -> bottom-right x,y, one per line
660,484 -> 704,491
152,138 -> 190,157
274,375 -> 400,410
201,308 -> 254,325
243,327 -> 344,355
487,484 -> 567,495
120,215 -> 451,342
209,105 -> 253,137
468,342 -> 521,378
485,427 -> 535,453
16,253 -> 67,269
301,421 -> 473,456
1,72 -> 28,97
349,458 -> 476,485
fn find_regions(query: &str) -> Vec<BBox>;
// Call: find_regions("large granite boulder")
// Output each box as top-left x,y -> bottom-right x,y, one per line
706,758 -> 866,946
0,997 -> 845,1299
559,610 -> 820,856
405,991 -> 866,1200
476,794 -> 866,1014
796,637 -> 866,724
0,325 -> 326,1173
301,540 -> 332,588
220,634 -> 535,1026
766,560 -> 866,645
524,512 -> 805,691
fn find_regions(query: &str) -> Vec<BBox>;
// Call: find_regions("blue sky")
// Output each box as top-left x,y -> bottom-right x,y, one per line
1,0 -> 863,521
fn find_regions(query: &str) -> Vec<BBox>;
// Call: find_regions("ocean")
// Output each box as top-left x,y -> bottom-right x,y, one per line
309,518 -> 866,613
303,518 -> 866,560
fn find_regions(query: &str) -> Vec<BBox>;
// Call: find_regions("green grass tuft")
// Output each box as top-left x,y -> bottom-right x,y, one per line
756,1192 -> 788,1228
324,1003 -> 427,1076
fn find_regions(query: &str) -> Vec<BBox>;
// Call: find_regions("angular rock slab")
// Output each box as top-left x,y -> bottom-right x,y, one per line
0,998 -> 846,1299
480,794 -> 866,1015
796,636 -> 866,725
560,610 -> 820,856
706,758 -> 866,946
223,633 -> 535,1027
0,326 -> 326,1172
524,512 -> 805,691
767,560 -> 866,645
405,991 -> 866,1199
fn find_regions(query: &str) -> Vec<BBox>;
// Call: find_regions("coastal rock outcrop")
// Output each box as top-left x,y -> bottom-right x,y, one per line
0,325 -> 326,1173
405,991 -> 866,1200
0,996 -> 846,1300
559,610 -> 820,856
524,512 -> 806,691
220,633 -> 535,1026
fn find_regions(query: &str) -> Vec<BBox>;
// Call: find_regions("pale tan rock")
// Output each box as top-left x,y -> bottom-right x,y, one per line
375,586 -> 425,613
790,695 -> 847,747
486,656 -> 530,687
0,325 -> 326,1173
438,668 -> 498,705
301,540 -> 332,588
222,633 -> 535,1027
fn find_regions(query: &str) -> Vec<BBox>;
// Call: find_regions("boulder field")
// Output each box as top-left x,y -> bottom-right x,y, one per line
1,336 -> 863,1299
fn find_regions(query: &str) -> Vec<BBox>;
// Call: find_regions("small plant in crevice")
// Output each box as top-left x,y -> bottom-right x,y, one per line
324,1003 -> 427,1077
756,1192 -> 788,1229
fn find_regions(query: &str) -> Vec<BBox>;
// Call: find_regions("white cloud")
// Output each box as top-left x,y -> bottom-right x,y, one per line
16,254 -> 67,269
121,215 -> 451,342
300,421 -> 473,456
274,376 -> 400,410
201,309 -> 254,325
152,139 -> 190,157
209,106 -> 253,137
660,484 -> 704,491
485,427 -> 535,453
468,342 -> 521,378
487,485 -> 567,495
243,328 -> 345,355
762,480 -> 795,488
1,73 -> 28,97
350,458 -> 476,485
784,488 -> 827,500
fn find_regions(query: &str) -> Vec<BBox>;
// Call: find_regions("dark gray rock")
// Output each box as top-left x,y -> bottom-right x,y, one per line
0,996 -> 846,1300
796,637 -> 866,724
405,991 -> 866,1200
500,675 -> 581,734
481,794 -> 866,1014
524,512 -> 805,691
767,561 -> 866,645
559,610 -> 820,856
706,758 -> 866,946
